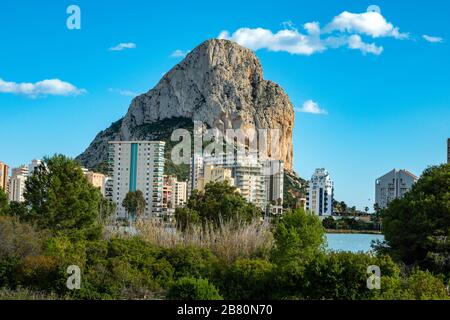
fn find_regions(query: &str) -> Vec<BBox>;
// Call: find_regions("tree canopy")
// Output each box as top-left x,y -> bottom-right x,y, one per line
381,164 -> 450,274
23,154 -> 103,240
175,181 -> 261,229
122,190 -> 146,221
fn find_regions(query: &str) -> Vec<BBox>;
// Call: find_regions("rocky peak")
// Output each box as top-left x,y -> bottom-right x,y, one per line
78,39 -> 295,171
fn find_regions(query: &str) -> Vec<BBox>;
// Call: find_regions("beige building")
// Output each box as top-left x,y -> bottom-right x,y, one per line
85,171 -> 106,196
0,161 -> 9,192
198,164 -> 235,191
9,165 -> 29,202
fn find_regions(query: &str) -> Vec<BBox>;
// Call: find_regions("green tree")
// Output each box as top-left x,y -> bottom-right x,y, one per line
180,181 -> 261,228
122,190 -> 146,222
380,164 -> 450,274
99,197 -> 116,225
271,208 -> 325,266
340,201 -> 348,215
24,154 -> 103,240
175,207 -> 200,231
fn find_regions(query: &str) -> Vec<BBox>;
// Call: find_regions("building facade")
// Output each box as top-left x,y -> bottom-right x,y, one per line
172,180 -> 187,208
28,159 -> 42,175
375,169 -> 418,209
263,160 -> 284,205
108,141 -> 165,218
306,168 -> 334,216
198,164 -> 235,191
85,171 -> 106,196
189,152 -> 270,211
188,154 -> 204,197
9,165 -> 29,202
0,162 -> 9,192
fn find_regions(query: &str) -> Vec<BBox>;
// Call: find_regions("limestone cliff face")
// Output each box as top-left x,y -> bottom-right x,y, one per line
77,39 -> 295,171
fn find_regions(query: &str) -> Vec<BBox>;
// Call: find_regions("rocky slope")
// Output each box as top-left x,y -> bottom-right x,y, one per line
77,39 -> 295,171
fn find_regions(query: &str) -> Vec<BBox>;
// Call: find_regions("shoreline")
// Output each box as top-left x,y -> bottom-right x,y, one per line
325,229 -> 383,235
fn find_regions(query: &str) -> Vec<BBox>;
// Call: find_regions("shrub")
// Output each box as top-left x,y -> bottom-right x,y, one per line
376,269 -> 450,300
271,209 -> 325,266
166,277 -> 222,300
218,259 -> 274,299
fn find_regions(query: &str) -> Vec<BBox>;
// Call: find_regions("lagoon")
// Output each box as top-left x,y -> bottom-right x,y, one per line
325,233 -> 384,253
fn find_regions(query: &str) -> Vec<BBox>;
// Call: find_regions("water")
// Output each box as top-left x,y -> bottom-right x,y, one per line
325,233 -> 384,253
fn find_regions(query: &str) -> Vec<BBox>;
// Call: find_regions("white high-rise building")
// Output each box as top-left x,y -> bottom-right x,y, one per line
28,159 -> 42,175
375,169 -> 418,209
306,168 -> 334,216
9,165 -> 29,202
108,141 -> 165,218
264,160 -> 284,205
188,154 -> 204,197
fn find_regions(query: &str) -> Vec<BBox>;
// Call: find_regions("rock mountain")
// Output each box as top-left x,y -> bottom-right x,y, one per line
77,39 -> 295,171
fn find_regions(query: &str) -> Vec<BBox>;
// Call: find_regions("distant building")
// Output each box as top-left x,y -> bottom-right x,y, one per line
0,162 -> 9,192
9,165 -> 29,202
85,171 -> 106,196
188,152 -> 270,211
108,141 -> 165,218
162,175 -> 174,209
198,164 -> 235,191
172,180 -> 187,208
263,160 -> 284,205
188,154 -> 204,197
234,163 -> 266,210
306,168 -> 334,216
375,169 -> 418,209
28,159 -> 42,175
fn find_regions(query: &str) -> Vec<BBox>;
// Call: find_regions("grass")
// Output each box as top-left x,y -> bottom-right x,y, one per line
135,219 -> 274,263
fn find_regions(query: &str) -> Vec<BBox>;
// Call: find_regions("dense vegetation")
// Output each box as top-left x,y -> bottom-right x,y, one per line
378,164 -> 450,277
0,156 -> 448,300
322,216 -> 381,232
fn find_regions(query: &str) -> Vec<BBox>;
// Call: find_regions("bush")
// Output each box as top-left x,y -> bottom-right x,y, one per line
166,277 -> 222,300
157,246 -> 218,280
376,269 -> 449,300
273,252 -> 401,300
218,259 -> 274,299
271,209 -> 325,266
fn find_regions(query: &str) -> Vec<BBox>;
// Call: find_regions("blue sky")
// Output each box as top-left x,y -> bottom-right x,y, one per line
1,0 -> 449,209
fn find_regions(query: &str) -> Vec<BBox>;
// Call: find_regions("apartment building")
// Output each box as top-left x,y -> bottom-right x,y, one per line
375,169 -> 418,209
306,168 -> 334,216
108,141 -> 165,218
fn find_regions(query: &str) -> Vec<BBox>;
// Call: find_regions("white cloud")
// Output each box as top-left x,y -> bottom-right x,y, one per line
170,49 -> 190,58
325,11 -> 408,39
422,35 -> 443,43
218,24 -> 326,56
0,78 -> 86,97
295,100 -> 327,115
108,88 -> 138,97
218,7 -> 410,56
109,42 -> 136,51
347,35 -> 383,55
